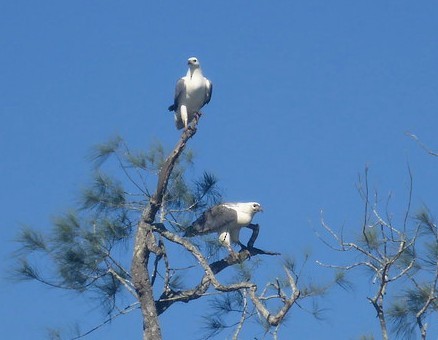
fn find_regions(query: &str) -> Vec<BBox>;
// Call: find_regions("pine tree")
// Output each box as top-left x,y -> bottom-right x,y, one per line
15,117 -> 325,339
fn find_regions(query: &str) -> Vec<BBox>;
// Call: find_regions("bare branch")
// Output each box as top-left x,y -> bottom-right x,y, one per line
403,165 -> 413,233
247,266 -> 300,326
406,132 -> 438,157
344,242 -> 383,265
372,208 -> 402,238
71,302 -> 139,339
108,268 -> 137,299
232,290 -> 248,340
152,222 -> 295,328
389,259 -> 415,282
318,212 -> 346,251
317,172 -> 433,340
316,260 -> 379,273
360,166 -> 371,246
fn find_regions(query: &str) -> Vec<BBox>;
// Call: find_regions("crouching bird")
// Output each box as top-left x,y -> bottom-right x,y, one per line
184,202 -> 263,255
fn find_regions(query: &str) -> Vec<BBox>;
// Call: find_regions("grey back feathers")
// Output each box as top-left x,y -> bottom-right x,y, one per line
185,204 -> 238,236
184,202 -> 263,244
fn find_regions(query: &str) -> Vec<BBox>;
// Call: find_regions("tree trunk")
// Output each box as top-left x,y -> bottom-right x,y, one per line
132,217 -> 162,340
131,120 -> 200,339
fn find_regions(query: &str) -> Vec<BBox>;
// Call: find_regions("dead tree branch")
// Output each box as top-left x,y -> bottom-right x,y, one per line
152,222 -> 297,328
406,132 -> 438,157
318,194 -> 419,340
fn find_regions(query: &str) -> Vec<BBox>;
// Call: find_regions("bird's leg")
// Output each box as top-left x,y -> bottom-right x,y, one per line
219,231 -> 240,261
187,111 -> 202,131
193,111 -> 202,125
226,246 -> 240,262
180,105 -> 189,129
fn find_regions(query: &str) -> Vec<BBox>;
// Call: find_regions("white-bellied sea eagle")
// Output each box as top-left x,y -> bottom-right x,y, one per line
184,202 -> 263,252
168,57 -> 213,130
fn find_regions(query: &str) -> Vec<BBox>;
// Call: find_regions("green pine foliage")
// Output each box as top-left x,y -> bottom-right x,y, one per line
14,136 -> 222,315
387,210 -> 438,339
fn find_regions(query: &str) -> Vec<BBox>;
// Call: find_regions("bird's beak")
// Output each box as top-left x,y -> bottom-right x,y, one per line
258,206 -> 264,212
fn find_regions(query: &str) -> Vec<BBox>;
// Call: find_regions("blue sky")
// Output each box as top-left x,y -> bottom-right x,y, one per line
1,1 -> 437,339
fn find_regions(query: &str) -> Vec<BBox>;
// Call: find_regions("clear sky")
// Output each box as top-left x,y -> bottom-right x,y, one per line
1,1 -> 437,339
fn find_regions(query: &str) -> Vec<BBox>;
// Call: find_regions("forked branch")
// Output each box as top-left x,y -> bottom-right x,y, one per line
152,222 -> 296,328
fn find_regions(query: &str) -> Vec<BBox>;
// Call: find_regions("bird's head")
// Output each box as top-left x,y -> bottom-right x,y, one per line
243,202 -> 263,216
187,57 -> 200,69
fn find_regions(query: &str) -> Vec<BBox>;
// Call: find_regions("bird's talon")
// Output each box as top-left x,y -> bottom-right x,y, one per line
228,251 -> 240,263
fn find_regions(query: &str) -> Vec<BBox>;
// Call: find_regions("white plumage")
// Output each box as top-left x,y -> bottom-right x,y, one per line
168,57 -> 213,130
184,202 -> 263,249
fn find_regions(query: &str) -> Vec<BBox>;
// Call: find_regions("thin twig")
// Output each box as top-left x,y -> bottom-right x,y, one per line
362,166 -> 371,246
71,302 -> 139,339
406,132 -> 438,157
233,289 -> 248,340
108,268 -> 138,298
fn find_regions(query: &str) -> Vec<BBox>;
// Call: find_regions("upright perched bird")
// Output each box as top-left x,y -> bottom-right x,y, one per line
184,202 -> 263,252
168,57 -> 213,130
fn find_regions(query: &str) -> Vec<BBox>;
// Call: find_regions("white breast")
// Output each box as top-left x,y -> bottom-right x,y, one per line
182,73 -> 206,113
235,210 -> 253,226
222,204 -> 253,227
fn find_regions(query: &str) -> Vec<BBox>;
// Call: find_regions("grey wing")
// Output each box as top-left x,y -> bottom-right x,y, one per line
202,78 -> 213,107
186,204 -> 236,236
168,78 -> 186,111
